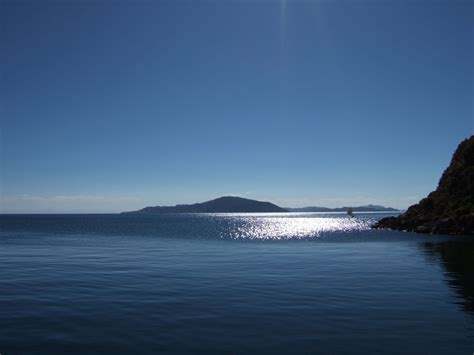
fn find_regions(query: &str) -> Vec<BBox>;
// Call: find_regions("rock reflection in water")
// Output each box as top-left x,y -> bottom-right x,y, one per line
422,240 -> 474,314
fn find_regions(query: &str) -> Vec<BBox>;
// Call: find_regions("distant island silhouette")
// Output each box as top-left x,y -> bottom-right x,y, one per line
286,205 -> 398,213
122,196 -> 286,213
122,196 -> 398,214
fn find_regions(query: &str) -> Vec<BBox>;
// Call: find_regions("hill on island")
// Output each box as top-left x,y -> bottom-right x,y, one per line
374,136 -> 474,235
122,196 -> 287,214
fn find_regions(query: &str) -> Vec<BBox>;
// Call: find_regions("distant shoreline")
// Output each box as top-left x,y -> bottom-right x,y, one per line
0,211 -> 403,216
122,196 -> 400,215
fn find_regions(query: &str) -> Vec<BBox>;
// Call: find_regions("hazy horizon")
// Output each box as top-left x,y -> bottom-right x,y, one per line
1,0 -> 473,213
1,193 -> 405,214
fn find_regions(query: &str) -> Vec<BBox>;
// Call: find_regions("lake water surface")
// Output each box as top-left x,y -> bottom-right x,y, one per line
1,213 -> 473,354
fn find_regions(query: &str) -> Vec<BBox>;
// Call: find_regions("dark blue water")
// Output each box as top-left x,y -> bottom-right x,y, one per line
1,213 -> 473,354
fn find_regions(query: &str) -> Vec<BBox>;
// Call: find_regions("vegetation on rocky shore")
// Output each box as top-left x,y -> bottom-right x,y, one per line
374,136 -> 474,235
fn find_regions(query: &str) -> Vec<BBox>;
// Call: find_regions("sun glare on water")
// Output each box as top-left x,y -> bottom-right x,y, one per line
220,216 -> 372,240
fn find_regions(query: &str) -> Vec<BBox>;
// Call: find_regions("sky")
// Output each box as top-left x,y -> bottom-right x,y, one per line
1,0 -> 473,213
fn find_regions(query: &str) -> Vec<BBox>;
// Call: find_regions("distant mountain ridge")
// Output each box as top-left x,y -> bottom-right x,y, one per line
123,196 -> 398,214
122,196 -> 287,214
287,205 -> 399,212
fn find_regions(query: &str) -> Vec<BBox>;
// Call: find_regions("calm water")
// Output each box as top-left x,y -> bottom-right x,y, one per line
1,213 -> 473,354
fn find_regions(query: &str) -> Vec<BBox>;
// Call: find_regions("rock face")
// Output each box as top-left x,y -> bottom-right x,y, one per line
123,196 -> 288,214
374,136 -> 474,235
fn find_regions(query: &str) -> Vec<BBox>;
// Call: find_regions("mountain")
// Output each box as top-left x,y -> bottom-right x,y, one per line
287,205 -> 398,212
374,136 -> 474,235
122,196 -> 288,214
124,196 -> 399,214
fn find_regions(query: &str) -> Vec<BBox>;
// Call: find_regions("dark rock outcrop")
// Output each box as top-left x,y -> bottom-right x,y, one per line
123,196 -> 288,214
374,136 -> 474,235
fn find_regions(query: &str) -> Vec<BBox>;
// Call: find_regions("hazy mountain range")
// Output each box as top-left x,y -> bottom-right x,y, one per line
286,205 -> 399,212
123,196 -> 398,214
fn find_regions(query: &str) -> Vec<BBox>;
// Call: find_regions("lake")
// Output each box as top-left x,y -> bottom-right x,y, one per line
1,213 -> 473,354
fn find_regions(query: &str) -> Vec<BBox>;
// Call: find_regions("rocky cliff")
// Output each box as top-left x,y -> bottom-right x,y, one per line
373,136 -> 474,235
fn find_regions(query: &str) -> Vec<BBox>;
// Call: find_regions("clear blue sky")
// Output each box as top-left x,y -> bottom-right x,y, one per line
1,0 -> 473,213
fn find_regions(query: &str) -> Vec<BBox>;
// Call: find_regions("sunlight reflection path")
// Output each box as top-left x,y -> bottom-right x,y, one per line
221,216 -> 372,240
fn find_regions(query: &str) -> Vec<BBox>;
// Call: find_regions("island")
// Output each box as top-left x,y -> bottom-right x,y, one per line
373,136 -> 474,235
123,196 -> 399,214
122,196 -> 287,213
